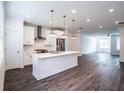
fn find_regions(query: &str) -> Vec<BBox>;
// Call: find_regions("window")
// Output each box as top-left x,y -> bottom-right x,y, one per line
116,37 -> 120,50
99,38 -> 110,49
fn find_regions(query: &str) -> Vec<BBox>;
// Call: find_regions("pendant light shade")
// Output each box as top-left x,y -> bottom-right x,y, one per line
70,19 -> 76,39
61,35 -> 68,39
48,10 -> 56,36
48,31 -> 56,36
70,35 -> 76,39
61,15 -> 68,38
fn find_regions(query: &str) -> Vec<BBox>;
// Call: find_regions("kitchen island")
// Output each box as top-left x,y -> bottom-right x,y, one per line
32,51 -> 80,80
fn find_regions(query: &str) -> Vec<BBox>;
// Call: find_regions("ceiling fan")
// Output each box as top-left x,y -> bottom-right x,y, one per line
78,27 -> 88,33
107,33 -> 110,36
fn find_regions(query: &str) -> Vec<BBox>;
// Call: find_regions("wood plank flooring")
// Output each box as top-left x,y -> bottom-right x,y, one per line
4,53 -> 124,91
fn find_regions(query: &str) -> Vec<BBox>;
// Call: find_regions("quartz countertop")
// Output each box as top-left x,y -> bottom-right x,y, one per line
32,51 -> 80,59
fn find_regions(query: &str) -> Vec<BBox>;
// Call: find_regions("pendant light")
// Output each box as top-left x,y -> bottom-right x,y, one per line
61,15 -> 68,38
70,19 -> 76,39
48,10 -> 56,36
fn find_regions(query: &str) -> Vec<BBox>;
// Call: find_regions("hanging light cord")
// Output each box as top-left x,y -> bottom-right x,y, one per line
51,10 -> 54,32
63,15 -> 66,33
72,19 -> 75,36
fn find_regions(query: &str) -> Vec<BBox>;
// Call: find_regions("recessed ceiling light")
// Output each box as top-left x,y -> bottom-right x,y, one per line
72,10 -> 76,13
109,9 -> 114,13
99,26 -> 103,29
26,14 -> 30,18
115,21 -> 119,24
86,18 -> 90,22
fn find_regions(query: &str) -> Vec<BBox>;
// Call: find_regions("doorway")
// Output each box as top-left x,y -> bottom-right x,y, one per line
96,37 -> 111,53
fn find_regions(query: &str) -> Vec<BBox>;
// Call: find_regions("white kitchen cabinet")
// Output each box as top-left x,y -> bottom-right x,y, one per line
23,52 -> 32,66
45,36 -> 53,46
24,26 -> 35,45
45,35 -> 56,50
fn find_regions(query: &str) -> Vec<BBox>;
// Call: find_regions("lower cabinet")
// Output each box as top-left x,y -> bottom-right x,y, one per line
23,53 -> 32,66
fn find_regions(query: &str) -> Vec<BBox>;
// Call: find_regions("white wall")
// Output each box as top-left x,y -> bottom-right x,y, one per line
68,33 -> 81,51
111,35 -> 120,55
119,27 -> 124,62
0,1 -> 5,91
80,34 -> 96,54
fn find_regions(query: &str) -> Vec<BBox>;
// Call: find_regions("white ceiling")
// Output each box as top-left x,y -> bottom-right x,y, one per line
5,1 -> 124,35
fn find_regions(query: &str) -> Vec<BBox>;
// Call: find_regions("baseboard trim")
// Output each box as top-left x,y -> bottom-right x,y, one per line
24,64 -> 32,67
5,65 -> 22,71
120,61 -> 124,63
32,72 -> 40,80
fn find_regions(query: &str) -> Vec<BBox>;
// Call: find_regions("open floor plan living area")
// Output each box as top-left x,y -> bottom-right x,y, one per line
1,1 -> 124,91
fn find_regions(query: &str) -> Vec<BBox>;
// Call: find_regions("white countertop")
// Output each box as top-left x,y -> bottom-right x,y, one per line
32,51 -> 80,59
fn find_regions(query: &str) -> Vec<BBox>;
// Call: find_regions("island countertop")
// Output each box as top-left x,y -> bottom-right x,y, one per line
32,51 -> 81,59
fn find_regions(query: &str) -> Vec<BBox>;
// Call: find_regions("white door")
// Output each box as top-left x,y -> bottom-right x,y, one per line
5,30 -> 20,69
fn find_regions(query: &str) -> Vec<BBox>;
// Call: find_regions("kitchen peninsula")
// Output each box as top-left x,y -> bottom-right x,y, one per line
32,51 -> 80,80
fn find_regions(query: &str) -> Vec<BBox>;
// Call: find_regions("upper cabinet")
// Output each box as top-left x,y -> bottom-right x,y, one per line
24,26 -> 35,45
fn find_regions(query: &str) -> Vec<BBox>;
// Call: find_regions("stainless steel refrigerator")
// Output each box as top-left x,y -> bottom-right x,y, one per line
56,38 -> 65,51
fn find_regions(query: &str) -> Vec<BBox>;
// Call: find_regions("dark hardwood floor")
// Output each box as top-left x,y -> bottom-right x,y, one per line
4,53 -> 124,91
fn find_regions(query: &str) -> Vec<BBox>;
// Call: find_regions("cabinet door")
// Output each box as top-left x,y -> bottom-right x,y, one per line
24,26 -> 35,45
23,53 -> 32,66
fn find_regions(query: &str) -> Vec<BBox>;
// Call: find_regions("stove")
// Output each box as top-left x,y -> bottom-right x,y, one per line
35,49 -> 48,54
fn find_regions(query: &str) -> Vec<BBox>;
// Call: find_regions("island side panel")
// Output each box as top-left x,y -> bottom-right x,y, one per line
32,54 -> 78,80
32,55 -> 41,79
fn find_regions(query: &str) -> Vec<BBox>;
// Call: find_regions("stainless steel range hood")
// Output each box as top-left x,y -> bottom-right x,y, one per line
35,25 -> 46,40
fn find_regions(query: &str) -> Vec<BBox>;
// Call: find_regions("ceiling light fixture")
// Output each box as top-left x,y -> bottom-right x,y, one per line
70,36 -> 76,39
109,9 -> 114,13
72,10 -> 76,13
61,15 -> 68,38
26,14 -> 30,18
99,26 -> 103,29
70,19 -> 76,39
48,10 -> 56,37
86,18 -> 90,22
115,21 -> 119,24
107,33 -> 110,36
